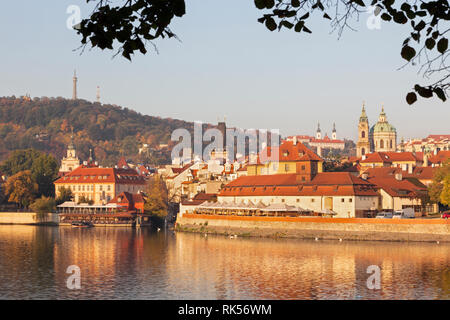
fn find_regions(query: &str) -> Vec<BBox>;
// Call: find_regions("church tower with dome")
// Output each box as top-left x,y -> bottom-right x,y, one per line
369,106 -> 397,152
357,104 -> 397,156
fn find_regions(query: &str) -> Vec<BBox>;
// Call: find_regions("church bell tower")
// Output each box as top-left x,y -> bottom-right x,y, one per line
356,103 -> 370,157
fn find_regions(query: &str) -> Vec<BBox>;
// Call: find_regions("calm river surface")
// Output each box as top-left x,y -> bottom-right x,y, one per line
0,225 -> 448,299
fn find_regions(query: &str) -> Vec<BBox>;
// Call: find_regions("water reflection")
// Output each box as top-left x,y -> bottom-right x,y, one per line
0,226 -> 448,299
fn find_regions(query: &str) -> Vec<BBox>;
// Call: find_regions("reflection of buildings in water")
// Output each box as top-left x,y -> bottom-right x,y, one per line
167,233 -> 450,299
167,234 -> 358,299
52,228 -> 147,296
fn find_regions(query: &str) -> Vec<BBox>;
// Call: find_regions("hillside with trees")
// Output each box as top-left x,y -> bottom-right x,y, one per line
0,96 -> 195,166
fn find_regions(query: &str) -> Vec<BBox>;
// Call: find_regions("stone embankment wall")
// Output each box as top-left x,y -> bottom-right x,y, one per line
0,212 -> 59,225
176,214 -> 450,242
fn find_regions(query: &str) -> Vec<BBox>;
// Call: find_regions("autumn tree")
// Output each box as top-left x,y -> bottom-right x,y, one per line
30,196 -> 56,214
428,159 -> 450,206
76,0 -> 449,103
0,149 -> 59,197
4,171 -> 39,208
144,174 -> 169,217
55,187 -> 73,205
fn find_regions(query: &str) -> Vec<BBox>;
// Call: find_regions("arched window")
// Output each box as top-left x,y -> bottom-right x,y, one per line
361,131 -> 365,138
361,148 -> 365,155
380,140 -> 384,149
390,140 -> 393,149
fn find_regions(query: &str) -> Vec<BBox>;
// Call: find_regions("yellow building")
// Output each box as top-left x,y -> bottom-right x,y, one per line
247,140 -> 323,182
54,166 -> 147,205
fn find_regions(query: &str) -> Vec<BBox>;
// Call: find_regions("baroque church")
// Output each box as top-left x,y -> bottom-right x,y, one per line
356,104 -> 397,157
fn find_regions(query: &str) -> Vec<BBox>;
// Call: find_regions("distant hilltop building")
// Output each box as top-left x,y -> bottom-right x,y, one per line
286,122 -> 345,157
72,70 -> 78,100
357,104 -> 397,157
398,134 -> 450,153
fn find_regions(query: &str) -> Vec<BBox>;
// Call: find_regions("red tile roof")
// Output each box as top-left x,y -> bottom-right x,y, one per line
367,176 -> 426,198
254,140 -> 322,164
428,151 -> 450,165
54,166 -> 146,185
360,152 -> 423,163
219,172 -> 378,197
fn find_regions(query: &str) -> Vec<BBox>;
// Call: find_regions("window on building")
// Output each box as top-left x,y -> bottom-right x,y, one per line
302,176 -> 306,181
281,199 -> 285,203
361,131 -> 365,138
390,140 -> 393,149
107,185 -> 111,191
341,198 -> 345,202
301,165 -> 305,170
380,140 -> 384,148
285,164 -> 289,172
349,198 -> 353,202
296,199 -> 300,202
311,199 -> 315,202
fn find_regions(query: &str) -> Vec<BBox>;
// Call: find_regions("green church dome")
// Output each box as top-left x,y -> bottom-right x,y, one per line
370,122 -> 396,133
370,106 -> 396,133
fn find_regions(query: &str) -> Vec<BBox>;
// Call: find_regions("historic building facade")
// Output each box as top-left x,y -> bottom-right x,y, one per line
59,133 -> 80,176
357,104 -> 397,157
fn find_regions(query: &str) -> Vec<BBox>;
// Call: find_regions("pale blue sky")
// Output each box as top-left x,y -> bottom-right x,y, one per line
0,1 -> 448,141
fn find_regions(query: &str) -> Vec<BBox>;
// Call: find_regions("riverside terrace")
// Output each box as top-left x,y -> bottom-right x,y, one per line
57,202 -> 151,227
191,200 -> 334,217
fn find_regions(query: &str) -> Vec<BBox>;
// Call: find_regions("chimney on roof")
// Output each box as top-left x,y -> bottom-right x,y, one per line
423,153 -> 429,167
293,136 -> 297,145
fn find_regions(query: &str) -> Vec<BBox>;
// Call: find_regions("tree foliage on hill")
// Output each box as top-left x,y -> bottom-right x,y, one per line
0,149 -> 58,197
56,187 -> 73,205
0,97 -> 193,165
77,0 -> 448,104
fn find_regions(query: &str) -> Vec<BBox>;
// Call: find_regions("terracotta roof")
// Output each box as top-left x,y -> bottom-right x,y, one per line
360,152 -> 424,163
428,151 -> 450,164
219,172 -> 378,197
54,166 -> 146,185
367,176 -> 426,198
253,140 -> 322,164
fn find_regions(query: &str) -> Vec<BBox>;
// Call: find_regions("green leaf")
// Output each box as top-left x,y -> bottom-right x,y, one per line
265,17 -> 277,31
302,26 -> 312,33
264,0 -> 275,8
393,12 -> 407,24
381,13 -> 392,21
425,38 -> 435,50
401,45 -> 416,61
281,20 -> 294,29
416,86 -> 433,98
437,38 -> 448,54
255,0 -> 266,9
433,88 -> 447,102
299,12 -> 309,20
294,20 -> 304,32
406,92 -> 417,105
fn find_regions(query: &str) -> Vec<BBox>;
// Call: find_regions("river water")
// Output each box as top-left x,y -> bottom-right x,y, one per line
0,225 -> 448,300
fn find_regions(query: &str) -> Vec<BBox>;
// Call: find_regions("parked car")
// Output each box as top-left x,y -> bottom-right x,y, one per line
442,211 -> 450,219
375,212 -> 393,219
393,208 -> 415,219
